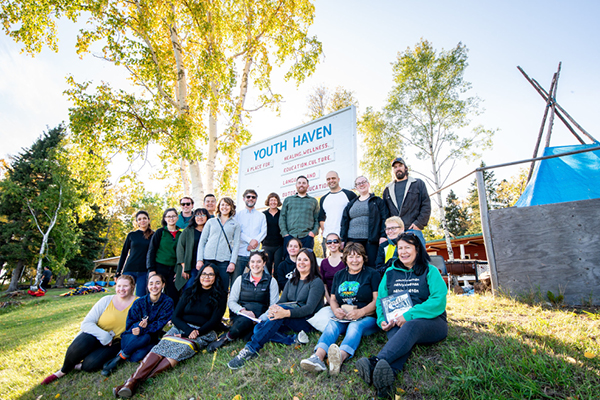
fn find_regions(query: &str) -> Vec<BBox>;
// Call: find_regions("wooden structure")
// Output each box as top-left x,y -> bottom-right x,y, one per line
489,198 -> 600,304
91,256 -> 119,283
426,233 -> 486,261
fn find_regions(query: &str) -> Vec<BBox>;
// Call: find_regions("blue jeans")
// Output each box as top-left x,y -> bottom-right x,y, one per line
233,256 -> 249,289
246,305 -> 314,354
120,331 -> 152,359
123,271 -> 147,297
314,316 -> 379,357
406,229 -> 426,247
183,268 -> 199,291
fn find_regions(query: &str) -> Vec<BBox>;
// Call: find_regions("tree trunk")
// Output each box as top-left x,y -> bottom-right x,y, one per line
188,160 -> 204,201
6,260 -> 25,292
206,82 -> 218,195
55,272 -> 69,288
180,159 -> 191,196
429,154 -> 455,260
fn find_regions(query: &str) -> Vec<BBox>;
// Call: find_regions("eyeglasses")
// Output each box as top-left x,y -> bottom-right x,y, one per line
385,226 -> 402,232
195,213 -> 207,218
326,239 -> 340,244
355,180 -> 369,186
165,215 -> 178,219
200,272 -> 215,277
180,202 -> 192,206
245,195 -> 257,199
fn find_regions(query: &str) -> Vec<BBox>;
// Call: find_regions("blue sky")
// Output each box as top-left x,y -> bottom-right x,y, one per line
1,0 -> 598,198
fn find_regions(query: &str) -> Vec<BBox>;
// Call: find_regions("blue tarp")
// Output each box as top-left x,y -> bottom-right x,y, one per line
515,143 -> 600,207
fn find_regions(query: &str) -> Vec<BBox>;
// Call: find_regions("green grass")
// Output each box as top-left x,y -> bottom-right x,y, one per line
1,290 -> 599,399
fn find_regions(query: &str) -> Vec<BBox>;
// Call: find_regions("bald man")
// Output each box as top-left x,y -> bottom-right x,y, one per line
318,171 -> 357,255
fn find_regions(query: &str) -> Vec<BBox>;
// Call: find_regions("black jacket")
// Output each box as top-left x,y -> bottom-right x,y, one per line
382,177 -> 431,230
340,194 -> 389,245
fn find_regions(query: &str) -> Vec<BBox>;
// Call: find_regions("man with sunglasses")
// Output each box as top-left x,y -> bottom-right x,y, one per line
318,171 -> 357,255
382,157 -> 430,247
233,189 -> 267,285
176,196 -> 195,229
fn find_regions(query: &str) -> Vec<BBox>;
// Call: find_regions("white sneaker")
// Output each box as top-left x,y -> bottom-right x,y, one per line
300,354 -> 326,372
295,330 -> 309,345
328,343 -> 342,375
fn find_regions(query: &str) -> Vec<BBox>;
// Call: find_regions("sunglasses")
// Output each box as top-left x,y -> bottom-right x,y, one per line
326,239 -> 340,244
250,249 -> 265,253
180,202 -> 192,206
245,195 -> 257,199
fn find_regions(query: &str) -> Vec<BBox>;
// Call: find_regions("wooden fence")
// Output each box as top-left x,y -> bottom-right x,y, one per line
489,198 -> 600,305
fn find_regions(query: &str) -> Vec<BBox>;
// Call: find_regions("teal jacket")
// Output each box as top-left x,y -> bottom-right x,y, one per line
376,262 -> 447,327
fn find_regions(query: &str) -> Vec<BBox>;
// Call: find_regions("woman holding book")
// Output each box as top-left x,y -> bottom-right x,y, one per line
300,242 -> 380,375
208,250 -> 279,351
357,232 -> 447,398
227,248 -> 324,370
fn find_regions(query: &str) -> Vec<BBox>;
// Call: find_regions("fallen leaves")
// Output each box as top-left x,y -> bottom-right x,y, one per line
584,352 -> 596,359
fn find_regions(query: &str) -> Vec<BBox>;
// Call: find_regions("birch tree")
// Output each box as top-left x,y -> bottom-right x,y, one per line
1,0 -> 322,198
385,39 -> 495,260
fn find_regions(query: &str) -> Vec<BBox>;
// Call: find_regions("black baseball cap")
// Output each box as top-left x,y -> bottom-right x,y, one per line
391,157 -> 405,166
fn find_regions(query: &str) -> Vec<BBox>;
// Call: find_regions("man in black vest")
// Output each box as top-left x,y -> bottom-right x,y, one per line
382,157 -> 430,246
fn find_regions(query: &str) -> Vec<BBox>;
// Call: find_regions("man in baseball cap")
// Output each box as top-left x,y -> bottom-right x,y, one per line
381,157 -> 430,246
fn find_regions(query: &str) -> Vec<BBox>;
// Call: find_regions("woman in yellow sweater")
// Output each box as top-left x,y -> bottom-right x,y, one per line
41,275 -> 137,384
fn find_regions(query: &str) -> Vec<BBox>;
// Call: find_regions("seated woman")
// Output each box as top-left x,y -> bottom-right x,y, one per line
208,251 -> 279,351
102,274 -> 174,376
319,232 -> 346,305
301,243 -> 380,375
113,264 -> 226,398
176,208 -> 210,292
275,237 -> 302,291
374,216 -> 405,276
357,233 -> 448,398
227,248 -> 324,370
41,276 -> 137,384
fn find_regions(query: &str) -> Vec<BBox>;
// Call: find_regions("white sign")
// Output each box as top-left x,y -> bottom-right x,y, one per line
238,106 -> 358,206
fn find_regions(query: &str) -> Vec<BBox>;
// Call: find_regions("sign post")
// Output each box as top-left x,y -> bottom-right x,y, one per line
238,106 -> 358,205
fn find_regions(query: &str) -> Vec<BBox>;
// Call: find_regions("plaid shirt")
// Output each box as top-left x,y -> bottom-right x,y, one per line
279,194 -> 320,238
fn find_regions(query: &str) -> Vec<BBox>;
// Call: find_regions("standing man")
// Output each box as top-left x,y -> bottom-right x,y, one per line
233,189 -> 267,285
382,157 -> 431,246
318,171 -> 357,255
176,196 -> 194,229
204,194 -> 217,217
279,175 -> 320,254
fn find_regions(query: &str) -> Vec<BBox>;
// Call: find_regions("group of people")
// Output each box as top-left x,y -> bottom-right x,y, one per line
41,157 -> 447,399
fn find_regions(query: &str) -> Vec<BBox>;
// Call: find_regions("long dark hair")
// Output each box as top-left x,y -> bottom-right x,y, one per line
187,208 -> 210,228
395,232 -> 430,276
135,210 -> 154,240
290,248 -> 321,284
185,264 -> 223,306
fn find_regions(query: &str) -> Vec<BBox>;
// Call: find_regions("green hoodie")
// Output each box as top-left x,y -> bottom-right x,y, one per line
376,262 -> 447,327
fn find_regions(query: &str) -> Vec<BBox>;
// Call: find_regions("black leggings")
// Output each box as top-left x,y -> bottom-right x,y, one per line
377,316 -> 447,373
61,332 -> 121,373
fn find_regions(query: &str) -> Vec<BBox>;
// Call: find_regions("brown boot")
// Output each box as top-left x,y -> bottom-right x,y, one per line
114,352 -> 163,398
147,357 -> 173,379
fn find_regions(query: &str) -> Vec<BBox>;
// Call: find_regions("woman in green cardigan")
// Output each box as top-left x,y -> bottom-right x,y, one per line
147,208 -> 182,305
176,208 -> 210,293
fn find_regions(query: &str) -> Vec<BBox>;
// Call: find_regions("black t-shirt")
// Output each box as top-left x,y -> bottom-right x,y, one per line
394,180 -> 408,211
332,267 -> 381,309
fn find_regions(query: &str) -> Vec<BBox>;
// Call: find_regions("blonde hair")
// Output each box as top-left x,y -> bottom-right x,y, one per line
385,216 -> 405,231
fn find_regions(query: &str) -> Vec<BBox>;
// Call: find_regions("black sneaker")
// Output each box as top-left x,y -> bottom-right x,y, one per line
207,334 -> 231,352
102,354 -> 124,376
227,347 -> 258,370
357,356 -> 379,385
373,359 -> 395,394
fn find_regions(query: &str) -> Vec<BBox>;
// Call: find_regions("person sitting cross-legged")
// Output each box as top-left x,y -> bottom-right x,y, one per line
227,248 -> 324,370
300,242 -> 380,375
